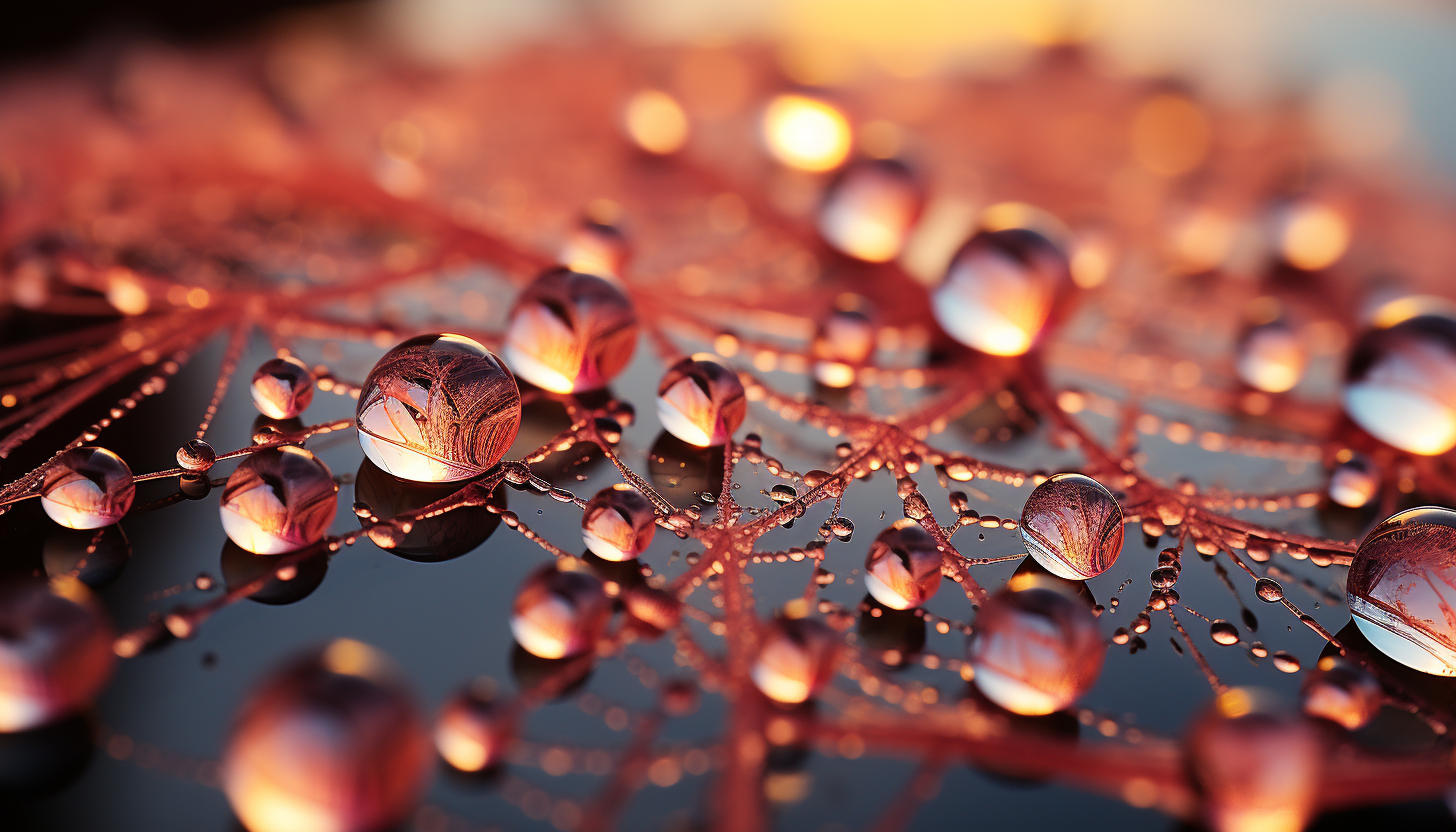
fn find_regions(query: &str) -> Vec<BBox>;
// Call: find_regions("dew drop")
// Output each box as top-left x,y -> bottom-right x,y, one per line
40,447 -> 135,530
1018,472 -> 1124,580
811,300 -> 875,388
511,564 -> 610,660
817,159 -> 923,263
1300,656 -> 1382,730
863,520 -> 941,610
1271,651 -> 1301,673
1254,578 -> 1284,603
966,575 -> 1105,715
1327,454 -> 1378,509
219,446 -> 338,555
176,438 -> 216,473
1186,688 -> 1320,832
0,577 -> 115,731
656,354 -> 746,448
1236,320 -> 1307,394
931,227 -> 1071,357
750,615 -> 840,704
1210,620 -> 1240,646
503,268 -> 637,394
1342,305 -> 1456,455
1347,506 -> 1456,675
582,484 -> 656,562
250,356 -> 316,420
435,686 -> 509,773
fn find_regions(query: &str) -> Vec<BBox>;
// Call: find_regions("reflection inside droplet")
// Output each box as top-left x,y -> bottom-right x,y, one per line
1019,473 -> 1124,580
1347,506 -> 1456,675
40,447 -> 134,530
219,446 -> 338,555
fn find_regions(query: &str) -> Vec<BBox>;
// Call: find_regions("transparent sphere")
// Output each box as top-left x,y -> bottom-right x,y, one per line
817,159 -> 924,263
656,355 -> 746,447
751,616 -> 840,705
511,564 -> 610,660
1347,506 -> 1456,675
219,446 -> 338,555
1328,454 -> 1378,509
811,302 -> 875,389
1236,321 -> 1307,393
222,640 -> 430,832
581,484 -> 657,562
176,438 -> 216,472
863,519 -> 942,610
1300,656 -> 1382,730
40,447 -> 134,529
966,574 -> 1105,715
503,269 -> 638,394
1186,688 -> 1321,832
251,356 -> 316,420
356,334 -> 522,482
1019,472 -> 1124,580
931,228 -> 1072,357
560,219 -> 630,278
1343,310 -> 1456,455
435,685 -> 508,773
0,578 -> 115,732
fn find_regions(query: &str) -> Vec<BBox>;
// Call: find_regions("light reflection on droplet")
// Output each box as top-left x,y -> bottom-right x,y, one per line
762,94 -> 851,173
862,519 -> 941,611
932,227 -> 1071,357
0,577 -> 115,732
966,575 -> 1104,716
1342,309 -> 1456,456
1019,473 -> 1124,580
511,564 -> 610,660
1186,688 -> 1321,832
817,158 -> 923,262
251,356 -> 316,420
1347,506 -> 1456,676
40,447 -> 135,530
751,616 -> 840,705
656,355 -> 746,447
504,269 -> 638,395
581,484 -> 657,562
219,446 -> 338,555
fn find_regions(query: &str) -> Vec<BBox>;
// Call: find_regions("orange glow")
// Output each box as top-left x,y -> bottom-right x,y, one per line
624,90 -> 689,155
762,94 -> 852,172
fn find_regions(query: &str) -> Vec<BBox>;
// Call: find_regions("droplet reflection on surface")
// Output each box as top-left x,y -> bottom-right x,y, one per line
1019,473 -> 1124,580
1186,688 -> 1321,832
863,519 -> 941,610
581,484 -> 657,562
219,446 -> 338,555
503,268 -> 637,394
1342,309 -> 1456,456
751,616 -> 840,705
511,564 -> 610,660
250,356 -> 316,420
356,334 -> 521,482
0,578 -> 115,733
1347,506 -> 1456,675
40,447 -> 134,530
966,575 -> 1104,716
932,228 -> 1071,357
817,159 -> 923,263
656,355 -> 746,448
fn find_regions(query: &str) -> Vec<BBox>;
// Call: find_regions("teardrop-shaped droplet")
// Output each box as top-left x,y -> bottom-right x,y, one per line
581,484 -> 657,562
504,268 -> 637,394
1019,472 -> 1124,580
1347,506 -> 1456,675
219,446 -> 338,555
40,447 -> 135,530
932,227 -> 1071,357
656,354 -> 746,448
251,356 -> 316,420
863,519 -> 941,611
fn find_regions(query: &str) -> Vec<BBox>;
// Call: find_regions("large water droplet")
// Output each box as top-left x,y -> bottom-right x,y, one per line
511,564 -> 610,660
0,577 -> 115,731
1019,472 -> 1124,580
1186,688 -> 1321,832
750,616 -> 840,705
581,484 -> 657,562
1347,506 -> 1456,675
250,356 -> 315,420
356,334 -> 521,482
966,575 -> 1105,715
503,268 -> 637,394
656,354 -> 745,448
863,519 -> 941,611
1327,454 -> 1378,509
219,446 -> 338,555
931,227 -> 1071,357
40,447 -> 134,530
817,158 -> 923,263
1300,656 -> 1382,730
1342,307 -> 1456,455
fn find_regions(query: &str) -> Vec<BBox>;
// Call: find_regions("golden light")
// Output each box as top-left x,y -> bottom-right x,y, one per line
762,94 -> 852,172
1277,201 -> 1349,271
1131,93 -> 1210,177
624,90 -> 689,155
105,269 -> 150,315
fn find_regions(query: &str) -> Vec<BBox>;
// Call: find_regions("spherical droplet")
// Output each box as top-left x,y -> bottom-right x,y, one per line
817,158 -> 924,263
656,354 -> 746,448
176,438 -> 216,472
1018,473 -> 1124,580
1186,688 -> 1321,832
581,484 -> 657,562
863,520 -> 941,611
511,564 -> 610,660
40,447 -> 134,529
811,302 -> 876,388
966,575 -> 1105,715
1347,506 -> 1456,675
219,446 -> 338,555
0,577 -> 115,732
1328,454 -> 1378,509
561,218 -> 630,279
1343,308 -> 1456,455
750,616 -> 840,705
1254,577 -> 1284,603
1209,620 -> 1240,646
622,585 -> 682,632
761,94 -> 851,173
932,227 -> 1071,357
250,356 -> 316,420
1237,321 -> 1307,394
1300,656 -> 1382,730
222,640 -> 430,832
356,334 -> 522,482
435,687 -> 509,773
504,269 -> 638,394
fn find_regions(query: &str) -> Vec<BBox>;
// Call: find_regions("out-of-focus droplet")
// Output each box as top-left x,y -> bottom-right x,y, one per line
511,564 -> 610,660
176,438 -> 216,473
1342,309 -> 1456,456
811,299 -> 875,388
966,575 -> 1105,715
357,334 -> 521,482
863,519 -> 941,610
762,94 -> 851,172
219,446 -> 338,555
624,89 -> 688,155
1274,200 -> 1349,271
1347,506 -> 1456,675
1019,473 -> 1124,580
1237,321 -> 1307,394
560,217 -> 630,279
40,447 -> 134,530
435,686 -> 508,773
751,616 -> 840,705
1254,578 -> 1284,603
1328,454 -> 1378,509
817,158 -> 923,262
222,640 -> 430,832
504,269 -> 638,395
932,227 -> 1072,357
1210,620 -> 1240,646
1186,688 -> 1321,832
0,577 -> 115,732
582,484 -> 657,562
1301,656 -> 1382,730
656,354 -> 746,447
251,356 -> 316,420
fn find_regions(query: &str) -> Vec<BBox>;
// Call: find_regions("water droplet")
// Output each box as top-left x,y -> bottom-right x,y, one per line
769,484 -> 797,505
750,616 -> 840,704
1327,454 -> 1379,509
560,217 -> 630,278
1250,642 -> 1268,658
863,520 -> 941,610
582,484 -> 656,562
622,585 -> 682,632
0,577 -> 114,731
40,447 -> 135,529
1150,566 -> 1178,590
219,446 -> 338,555
1343,307 -> 1456,455
656,354 -> 745,447
1300,656 -> 1382,730
503,268 -> 637,394
829,516 -> 854,541
932,227 -> 1071,357
966,575 -> 1105,715
250,356 -> 315,420
1187,688 -> 1321,832
1236,320 -> 1307,394
1019,472 -> 1124,580
1271,651 -> 1301,673
817,158 -> 923,263
511,564 -> 610,660
222,640 -> 429,832
1347,506 -> 1456,675
176,438 -> 216,473
1254,578 -> 1284,603
435,687 -> 509,773
1210,620 -> 1240,645
356,334 -> 521,482
811,301 -> 875,388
